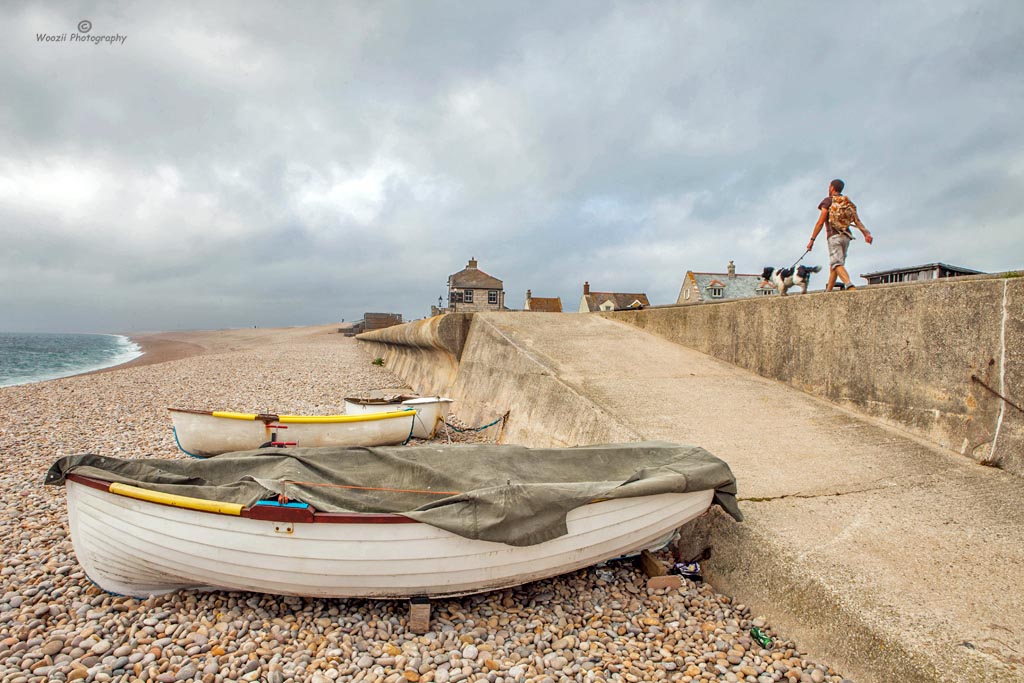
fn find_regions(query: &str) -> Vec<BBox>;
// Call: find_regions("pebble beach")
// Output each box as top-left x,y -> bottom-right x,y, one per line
0,325 -> 851,683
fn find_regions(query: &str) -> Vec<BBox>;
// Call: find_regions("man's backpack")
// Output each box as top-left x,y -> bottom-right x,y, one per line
828,196 -> 857,237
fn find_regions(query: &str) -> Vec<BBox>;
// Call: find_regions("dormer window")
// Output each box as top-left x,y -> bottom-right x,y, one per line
708,287 -> 724,298
756,288 -> 774,296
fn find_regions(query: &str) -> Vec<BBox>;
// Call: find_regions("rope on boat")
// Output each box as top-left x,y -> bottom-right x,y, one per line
280,480 -> 461,496
402,409 -> 416,445
171,426 -> 206,459
441,411 -> 510,434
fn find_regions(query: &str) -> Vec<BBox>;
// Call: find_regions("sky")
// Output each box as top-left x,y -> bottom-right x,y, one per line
1,1 -> 1022,333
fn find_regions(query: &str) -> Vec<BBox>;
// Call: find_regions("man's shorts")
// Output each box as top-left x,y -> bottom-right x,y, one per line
828,233 -> 851,269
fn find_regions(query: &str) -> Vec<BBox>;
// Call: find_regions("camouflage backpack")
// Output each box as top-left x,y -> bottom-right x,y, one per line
828,196 -> 858,238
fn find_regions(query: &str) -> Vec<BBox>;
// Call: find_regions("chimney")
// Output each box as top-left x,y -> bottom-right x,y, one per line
583,281 -> 590,296
728,260 -> 736,279
468,257 -> 478,269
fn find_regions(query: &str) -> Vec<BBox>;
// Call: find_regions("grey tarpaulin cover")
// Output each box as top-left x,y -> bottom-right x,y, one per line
46,442 -> 742,546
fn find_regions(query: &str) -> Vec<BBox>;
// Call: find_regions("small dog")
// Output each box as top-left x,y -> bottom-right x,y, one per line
761,264 -> 822,296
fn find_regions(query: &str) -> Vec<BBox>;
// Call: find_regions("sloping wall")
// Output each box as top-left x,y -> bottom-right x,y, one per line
358,313 -> 473,396
358,313 -> 638,447
601,273 -> 1023,476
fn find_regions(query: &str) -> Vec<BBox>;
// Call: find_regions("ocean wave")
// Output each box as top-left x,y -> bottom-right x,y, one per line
0,333 -> 145,388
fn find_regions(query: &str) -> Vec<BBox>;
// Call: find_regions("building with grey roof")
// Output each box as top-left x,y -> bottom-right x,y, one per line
676,261 -> 776,305
439,257 -> 506,313
578,282 -> 650,312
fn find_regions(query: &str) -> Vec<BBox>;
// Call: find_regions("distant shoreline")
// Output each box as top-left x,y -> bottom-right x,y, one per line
78,334 -> 209,378
2,325 -> 344,387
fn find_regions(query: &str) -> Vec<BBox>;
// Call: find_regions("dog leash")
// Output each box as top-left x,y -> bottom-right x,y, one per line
788,249 -> 811,272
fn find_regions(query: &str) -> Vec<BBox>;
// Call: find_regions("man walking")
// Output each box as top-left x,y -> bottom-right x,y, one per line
806,179 -> 873,291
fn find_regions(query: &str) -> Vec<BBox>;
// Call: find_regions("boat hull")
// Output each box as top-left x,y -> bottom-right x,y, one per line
66,480 -> 713,599
343,397 -> 454,439
169,409 -> 416,457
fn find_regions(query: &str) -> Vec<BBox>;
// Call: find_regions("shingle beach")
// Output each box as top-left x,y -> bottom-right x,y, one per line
0,325 -> 850,683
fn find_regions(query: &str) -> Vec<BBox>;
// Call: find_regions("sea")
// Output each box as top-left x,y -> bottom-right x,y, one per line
0,332 -> 143,388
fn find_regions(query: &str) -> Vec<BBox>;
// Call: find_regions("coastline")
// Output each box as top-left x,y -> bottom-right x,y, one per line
80,334 -> 208,377
0,325 -> 347,389
63,324 -> 346,380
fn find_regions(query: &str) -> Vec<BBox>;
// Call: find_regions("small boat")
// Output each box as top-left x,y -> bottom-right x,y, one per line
168,408 -> 417,457
344,396 -> 454,439
47,443 -> 741,599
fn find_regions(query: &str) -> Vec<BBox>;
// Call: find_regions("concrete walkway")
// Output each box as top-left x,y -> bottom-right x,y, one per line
480,313 -> 1024,683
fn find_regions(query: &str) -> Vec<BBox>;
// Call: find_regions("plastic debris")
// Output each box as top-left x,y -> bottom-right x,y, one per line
671,562 -> 703,582
750,626 -> 774,649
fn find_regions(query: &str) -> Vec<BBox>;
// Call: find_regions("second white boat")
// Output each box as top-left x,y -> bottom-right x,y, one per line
168,408 -> 417,457
343,396 -> 454,439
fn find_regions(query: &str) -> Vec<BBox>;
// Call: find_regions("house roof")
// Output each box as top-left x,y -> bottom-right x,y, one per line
686,271 -> 775,302
582,292 -> 650,312
860,263 -> 983,278
449,260 -> 503,289
526,296 -> 563,312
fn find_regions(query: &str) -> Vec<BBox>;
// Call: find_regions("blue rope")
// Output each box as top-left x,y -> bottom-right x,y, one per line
402,408 -> 416,444
172,426 -> 207,459
441,412 -> 507,433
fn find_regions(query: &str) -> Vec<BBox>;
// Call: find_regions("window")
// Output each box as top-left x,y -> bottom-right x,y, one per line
708,287 -> 724,298
463,289 -> 474,303
756,288 -> 774,296
488,290 -> 499,305
684,289 -> 690,300
450,290 -> 464,303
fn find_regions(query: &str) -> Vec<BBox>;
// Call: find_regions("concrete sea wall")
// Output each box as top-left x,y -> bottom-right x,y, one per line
359,312 -> 639,446
602,274 -> 1023,477
357,313 -> 473,397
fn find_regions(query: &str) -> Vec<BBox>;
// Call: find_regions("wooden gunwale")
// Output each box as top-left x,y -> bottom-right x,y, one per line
65,474 -> 418,525
168,407 -> 415,424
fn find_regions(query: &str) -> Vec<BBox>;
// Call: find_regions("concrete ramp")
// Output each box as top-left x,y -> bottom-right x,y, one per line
362,311 -> 1024,682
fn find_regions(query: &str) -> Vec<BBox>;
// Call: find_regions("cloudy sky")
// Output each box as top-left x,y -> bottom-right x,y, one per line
1,1 -> 1021,332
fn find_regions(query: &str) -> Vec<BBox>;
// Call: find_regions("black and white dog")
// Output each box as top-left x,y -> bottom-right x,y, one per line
761,265 -> 822,296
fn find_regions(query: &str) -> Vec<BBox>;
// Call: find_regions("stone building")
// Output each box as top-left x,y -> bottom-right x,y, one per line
578,282 -> 650,313
676,261 -> 775,304
524,290 -> 563,312
442,258 -> 506,313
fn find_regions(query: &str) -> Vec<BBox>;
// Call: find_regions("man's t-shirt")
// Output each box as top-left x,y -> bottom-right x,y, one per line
819,196 -> 856,238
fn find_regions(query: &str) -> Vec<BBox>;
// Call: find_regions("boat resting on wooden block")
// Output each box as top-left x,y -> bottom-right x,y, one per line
343,396 -> 454,439
46,442 -> 742,599
168,407 -> 417,457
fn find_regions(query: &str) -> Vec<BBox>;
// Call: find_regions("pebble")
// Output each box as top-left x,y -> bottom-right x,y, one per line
0,331 -> 850,682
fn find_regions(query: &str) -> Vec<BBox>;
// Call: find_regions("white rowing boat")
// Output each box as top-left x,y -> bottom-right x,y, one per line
344,396 -> 454,439
62,474 -> 714,599
168,408 -> 416,457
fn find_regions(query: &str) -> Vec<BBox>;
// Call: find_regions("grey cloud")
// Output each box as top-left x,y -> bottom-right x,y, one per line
0,1 -> 1022,332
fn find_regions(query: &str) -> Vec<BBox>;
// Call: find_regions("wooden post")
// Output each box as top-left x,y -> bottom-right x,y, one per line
638,549 -> 682,590
409,597 -> 431,633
